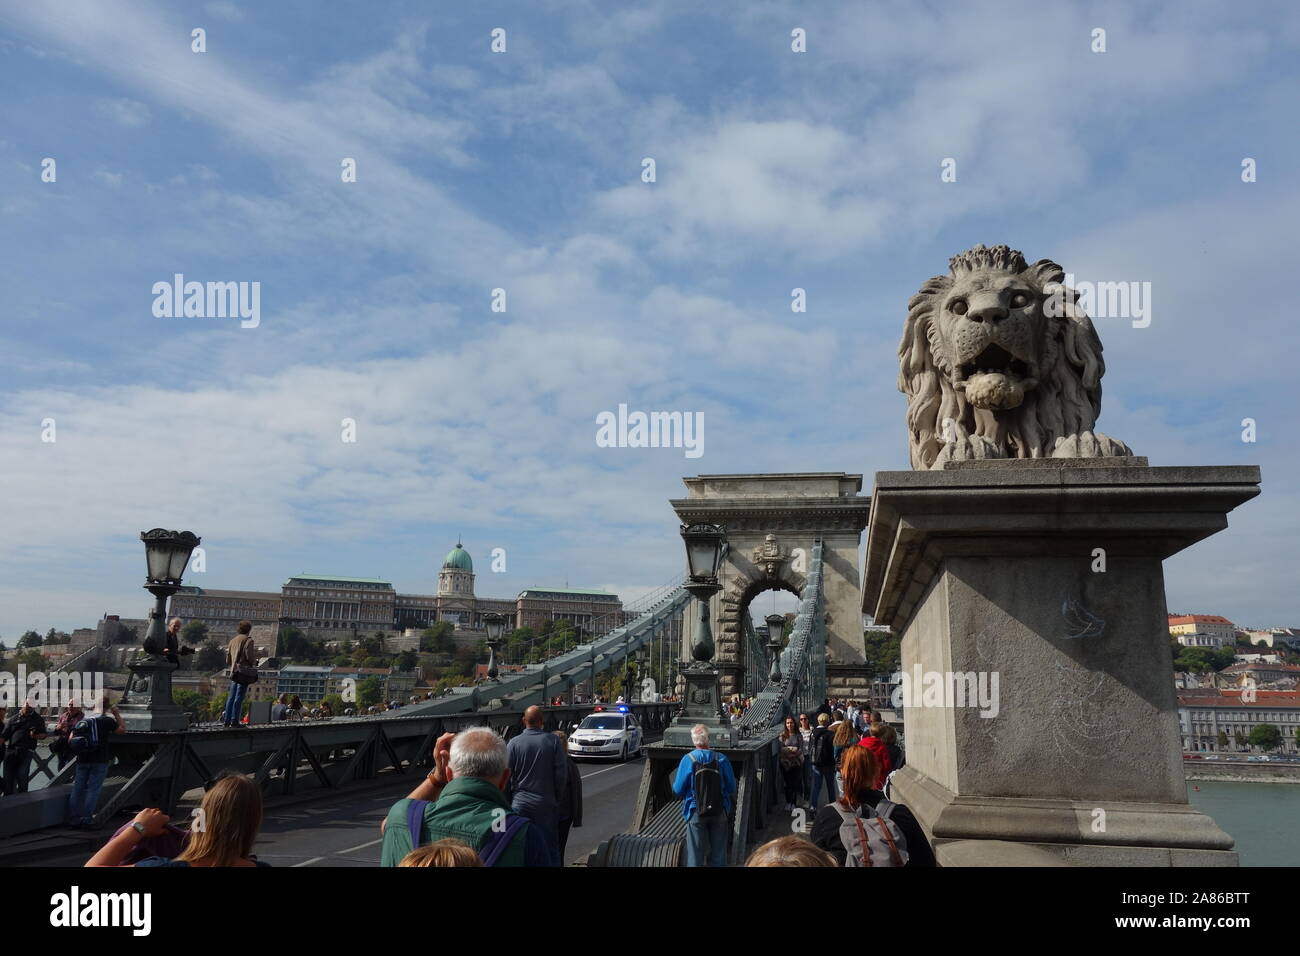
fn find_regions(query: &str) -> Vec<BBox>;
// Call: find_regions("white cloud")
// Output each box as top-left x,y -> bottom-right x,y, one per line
96,97 -> 150,127
204,1 -> 243,22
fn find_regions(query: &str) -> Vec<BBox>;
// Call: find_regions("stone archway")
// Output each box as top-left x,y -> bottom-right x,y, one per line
671,473 -> 873,699
718,551 -> 803,661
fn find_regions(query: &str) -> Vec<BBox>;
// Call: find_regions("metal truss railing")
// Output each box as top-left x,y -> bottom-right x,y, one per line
736,539 -> 826,732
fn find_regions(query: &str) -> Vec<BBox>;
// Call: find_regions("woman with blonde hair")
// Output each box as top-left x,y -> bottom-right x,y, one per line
87,773 -> 268,867
399,838 -> 482,867
744,835 -> 836,867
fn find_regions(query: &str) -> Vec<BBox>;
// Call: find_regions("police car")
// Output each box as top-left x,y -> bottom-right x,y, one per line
567,705 -> 645,761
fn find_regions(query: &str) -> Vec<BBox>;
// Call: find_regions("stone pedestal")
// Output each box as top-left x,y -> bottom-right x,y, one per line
119,657 -> 190,732
663,663 -> 734,748
861,459 -> 1260,866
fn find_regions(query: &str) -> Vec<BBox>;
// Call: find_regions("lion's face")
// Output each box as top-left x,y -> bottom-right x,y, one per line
932,269 -> 1054,411
897,244 -> 1133,469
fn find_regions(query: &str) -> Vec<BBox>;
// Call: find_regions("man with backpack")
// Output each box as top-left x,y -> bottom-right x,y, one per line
66,697 -> 125,827
380,727 -> 551,867
671,724 -> 737,867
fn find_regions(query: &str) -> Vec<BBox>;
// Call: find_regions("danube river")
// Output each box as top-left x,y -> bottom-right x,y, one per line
1189,780 -> 1300,866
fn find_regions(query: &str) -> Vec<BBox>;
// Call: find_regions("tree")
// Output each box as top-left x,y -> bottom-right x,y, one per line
1234,732 -> 1247,750
420,622 -> 455,655
1248,723 -> 1282,752
181,621 -> 209,646
173,689 -> 209,721
279,627 -> 323,663
1216,730 -> 1229,749
395,650 -> 419,672
17,630 -> 42,648
45,628 -> 70,645
1171,643 -> 1235,674
196,640 -> 226,672
0,648 -> 47,673
357,678 -> 383,709
321,693 -> 346,715
862,629 -> 902,678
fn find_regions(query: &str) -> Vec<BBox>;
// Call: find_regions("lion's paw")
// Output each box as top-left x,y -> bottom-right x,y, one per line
1051,431 -> 1135,459
934,430 -> 1006,468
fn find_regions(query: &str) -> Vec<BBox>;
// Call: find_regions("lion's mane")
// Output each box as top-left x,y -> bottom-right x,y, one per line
898,244 -> 1130,470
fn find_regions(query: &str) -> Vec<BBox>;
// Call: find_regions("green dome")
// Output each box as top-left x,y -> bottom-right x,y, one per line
443,542 -> 473,572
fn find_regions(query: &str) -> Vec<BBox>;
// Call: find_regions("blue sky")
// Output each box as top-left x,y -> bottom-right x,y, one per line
1,0 -> 1297,639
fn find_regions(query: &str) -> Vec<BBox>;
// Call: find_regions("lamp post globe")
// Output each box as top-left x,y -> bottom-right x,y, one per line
483,612 -> 504,681
679,523 -> 725,661
139,529 -> 200,657
119,529 -> 200,733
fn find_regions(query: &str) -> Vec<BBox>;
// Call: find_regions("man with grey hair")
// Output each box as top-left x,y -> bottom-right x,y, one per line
161,617 -> 194,665
380,728 -> 551,866
671,723 -> 737,866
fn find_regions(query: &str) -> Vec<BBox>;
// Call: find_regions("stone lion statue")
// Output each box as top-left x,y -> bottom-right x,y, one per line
898,244 -> 1134,470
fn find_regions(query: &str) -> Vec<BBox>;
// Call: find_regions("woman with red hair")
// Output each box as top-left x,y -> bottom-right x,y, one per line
811,745 -> 934,867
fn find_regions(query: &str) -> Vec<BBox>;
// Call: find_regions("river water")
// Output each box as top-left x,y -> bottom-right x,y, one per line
1188,780 -> 1300,866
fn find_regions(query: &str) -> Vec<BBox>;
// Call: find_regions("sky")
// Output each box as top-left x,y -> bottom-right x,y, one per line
0,0 -> 1297,640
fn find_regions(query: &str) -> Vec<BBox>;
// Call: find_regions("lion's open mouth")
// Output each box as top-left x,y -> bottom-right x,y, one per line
959,344 -> 1032,382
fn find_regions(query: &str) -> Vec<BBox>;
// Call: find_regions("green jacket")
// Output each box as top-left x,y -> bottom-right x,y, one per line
380,776 -> 532,867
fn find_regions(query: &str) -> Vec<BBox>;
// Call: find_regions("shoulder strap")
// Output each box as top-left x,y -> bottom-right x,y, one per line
875,815 -> 904,866
853,815 -> 874,868
873,798 -> 896,821
405,799 -> 429,850
478,814 -> 529,867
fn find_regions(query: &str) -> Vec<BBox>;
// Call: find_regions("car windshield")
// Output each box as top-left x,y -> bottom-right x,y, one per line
578,715 -> 624,731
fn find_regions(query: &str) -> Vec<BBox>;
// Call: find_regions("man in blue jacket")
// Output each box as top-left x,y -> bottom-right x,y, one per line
671,723 -> 737,866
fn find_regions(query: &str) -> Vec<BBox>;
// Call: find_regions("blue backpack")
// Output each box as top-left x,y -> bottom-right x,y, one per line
68,717 -> 100,756
404,799 -> 529,866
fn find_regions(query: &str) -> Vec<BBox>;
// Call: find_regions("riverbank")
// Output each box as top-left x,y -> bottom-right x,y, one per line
1184,760 -> 1300,784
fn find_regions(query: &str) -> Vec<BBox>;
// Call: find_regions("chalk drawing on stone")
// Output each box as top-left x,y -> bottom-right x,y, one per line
1047,659 -> 1130,770
1061,597 -> 1105,640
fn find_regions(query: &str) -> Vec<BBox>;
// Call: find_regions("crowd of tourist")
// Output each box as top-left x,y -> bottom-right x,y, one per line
29,615 -> 924,869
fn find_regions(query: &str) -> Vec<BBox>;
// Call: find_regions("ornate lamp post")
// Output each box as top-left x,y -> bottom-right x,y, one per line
766,613 -> 786,683
119,529 -> 200,731
665,523 -> 732,747
483,612 -> 504,681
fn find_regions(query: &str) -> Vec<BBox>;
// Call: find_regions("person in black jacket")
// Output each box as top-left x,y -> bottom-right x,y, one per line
1,700 -> 47,795
811,744 -> 934,866
808,713 -> 837,810
553,732 -> 583,862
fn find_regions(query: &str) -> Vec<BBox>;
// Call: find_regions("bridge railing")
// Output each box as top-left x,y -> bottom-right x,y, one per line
737,538 -> 826,732
390,587 -> 690,717
0,701 -> 680,843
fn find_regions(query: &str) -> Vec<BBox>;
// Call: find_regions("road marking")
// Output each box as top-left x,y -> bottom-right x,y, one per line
582,761 -> 640,779
293,856 -> 326,867
336,837 -> 382,854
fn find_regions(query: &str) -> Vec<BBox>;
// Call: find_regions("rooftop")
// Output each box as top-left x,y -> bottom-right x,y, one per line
285,575 -> 393,587
1178,690 -> 1300,707
518,587 -> 617,597
1168,614 -> 1234,626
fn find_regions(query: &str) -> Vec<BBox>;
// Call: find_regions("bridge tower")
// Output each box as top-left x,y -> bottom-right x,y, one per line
670,473 -> 871,701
